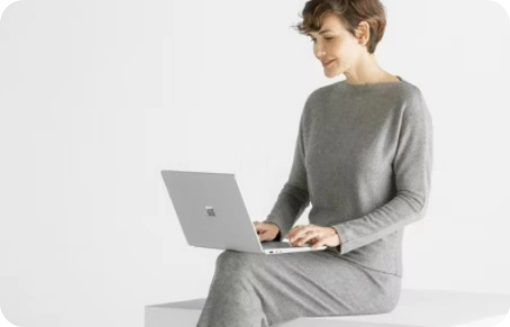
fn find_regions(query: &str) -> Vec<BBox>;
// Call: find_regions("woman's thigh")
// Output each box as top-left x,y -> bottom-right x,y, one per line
213,249 -> 402,326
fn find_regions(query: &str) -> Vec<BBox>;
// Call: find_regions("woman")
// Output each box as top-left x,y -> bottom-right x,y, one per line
196,0 -> 433,326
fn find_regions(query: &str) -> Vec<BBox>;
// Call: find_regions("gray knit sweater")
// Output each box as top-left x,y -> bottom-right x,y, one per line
262,76 -> 433,277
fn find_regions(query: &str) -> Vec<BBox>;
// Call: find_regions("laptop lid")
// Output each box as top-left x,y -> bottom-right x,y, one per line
160,170 -> 264,253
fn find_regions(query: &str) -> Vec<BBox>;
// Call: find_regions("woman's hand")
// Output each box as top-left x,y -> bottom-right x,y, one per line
286,224 -> 341,250
253,221 -> 280,242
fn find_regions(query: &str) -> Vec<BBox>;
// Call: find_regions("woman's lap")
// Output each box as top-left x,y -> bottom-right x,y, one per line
197,249 -> 402,327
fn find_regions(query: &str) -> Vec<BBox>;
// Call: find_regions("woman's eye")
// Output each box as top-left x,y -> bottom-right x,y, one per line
310,37 -> 333,42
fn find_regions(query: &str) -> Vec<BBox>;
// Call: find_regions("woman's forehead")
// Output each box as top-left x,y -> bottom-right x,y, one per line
307,15 -> 347,35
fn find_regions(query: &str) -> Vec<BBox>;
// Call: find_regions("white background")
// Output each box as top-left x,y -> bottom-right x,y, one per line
1,0 -> 510,326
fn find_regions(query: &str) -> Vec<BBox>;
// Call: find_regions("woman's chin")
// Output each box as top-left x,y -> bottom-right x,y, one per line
324,70 -> 340,78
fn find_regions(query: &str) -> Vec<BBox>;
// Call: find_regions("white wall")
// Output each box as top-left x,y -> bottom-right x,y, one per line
0,0 -> 509,326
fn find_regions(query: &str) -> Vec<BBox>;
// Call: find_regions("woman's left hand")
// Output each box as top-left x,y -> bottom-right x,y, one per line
286,224 -> 341,250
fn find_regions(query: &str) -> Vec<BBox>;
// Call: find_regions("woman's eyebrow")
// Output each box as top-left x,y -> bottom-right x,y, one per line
307,29 -> 334,36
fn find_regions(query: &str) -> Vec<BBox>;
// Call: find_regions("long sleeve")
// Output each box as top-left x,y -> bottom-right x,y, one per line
262,98 -> 311,241
330,90 -> 433,254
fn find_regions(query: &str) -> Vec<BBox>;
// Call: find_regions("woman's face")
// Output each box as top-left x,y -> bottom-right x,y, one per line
307,14 -> 365,77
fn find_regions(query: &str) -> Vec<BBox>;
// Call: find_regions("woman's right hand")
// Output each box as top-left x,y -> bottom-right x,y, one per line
253,221 -> 280,242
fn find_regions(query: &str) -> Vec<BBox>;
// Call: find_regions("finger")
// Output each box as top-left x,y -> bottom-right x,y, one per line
299,230 -> 320,246
288,225 -> 306,240
286,225 -> 302,239
290,225 -> 312,241
290,231 -> 312,246
297,231 -> 318,245
306,233 -> 322,246
311,239 -> 324,250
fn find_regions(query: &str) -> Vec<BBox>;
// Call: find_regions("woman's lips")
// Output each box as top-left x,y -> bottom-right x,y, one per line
323,60 -> 335,67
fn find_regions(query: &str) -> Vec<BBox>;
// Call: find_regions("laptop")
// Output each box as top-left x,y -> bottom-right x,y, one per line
160,169 -> 327,254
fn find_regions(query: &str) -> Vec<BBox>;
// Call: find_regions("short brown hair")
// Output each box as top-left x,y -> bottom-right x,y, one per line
292,0 -> 387,54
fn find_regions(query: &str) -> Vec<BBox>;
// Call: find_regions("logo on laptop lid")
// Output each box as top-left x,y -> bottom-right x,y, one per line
205,206 -> 216,217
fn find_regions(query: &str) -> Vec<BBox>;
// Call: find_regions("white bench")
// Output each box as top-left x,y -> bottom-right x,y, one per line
145,288 -> 510,327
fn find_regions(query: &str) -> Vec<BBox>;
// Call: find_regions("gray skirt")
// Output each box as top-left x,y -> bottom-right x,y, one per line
196,248 -> 402,327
